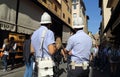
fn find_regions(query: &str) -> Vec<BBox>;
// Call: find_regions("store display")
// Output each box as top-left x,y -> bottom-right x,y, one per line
9,33 -> 25,60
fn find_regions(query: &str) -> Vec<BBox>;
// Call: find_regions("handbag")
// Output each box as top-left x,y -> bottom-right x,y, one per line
0,51 -> 4,58
38,58 -> 54,76
38,29 -> 54,77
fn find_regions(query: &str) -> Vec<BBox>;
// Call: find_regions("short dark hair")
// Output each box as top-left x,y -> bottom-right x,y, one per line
10,37 -> 15,41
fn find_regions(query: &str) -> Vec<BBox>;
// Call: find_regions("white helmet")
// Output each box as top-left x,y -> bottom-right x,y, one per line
40,12 -> 52,24
73,17 -> 84,29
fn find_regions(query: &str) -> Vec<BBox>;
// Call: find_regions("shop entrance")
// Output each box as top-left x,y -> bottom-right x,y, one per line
0,30 -> 9,48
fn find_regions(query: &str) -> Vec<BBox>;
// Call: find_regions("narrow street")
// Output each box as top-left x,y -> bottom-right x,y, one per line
0,60 -> 113,77
0,0 -> 120,77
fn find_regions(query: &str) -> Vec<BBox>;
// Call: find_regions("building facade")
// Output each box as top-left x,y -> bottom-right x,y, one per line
99,0 -> 111,43
36,0 -> 73,43
99,0 -> 120,46
72,0 -> 88,33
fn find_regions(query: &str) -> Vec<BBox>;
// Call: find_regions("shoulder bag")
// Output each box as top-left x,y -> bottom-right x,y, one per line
38,29 -> 54,77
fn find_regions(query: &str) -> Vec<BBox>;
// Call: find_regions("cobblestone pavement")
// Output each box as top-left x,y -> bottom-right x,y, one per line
0,66 -> 25,77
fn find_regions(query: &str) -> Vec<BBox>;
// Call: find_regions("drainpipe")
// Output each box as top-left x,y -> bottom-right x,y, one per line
15,0 -> 20,32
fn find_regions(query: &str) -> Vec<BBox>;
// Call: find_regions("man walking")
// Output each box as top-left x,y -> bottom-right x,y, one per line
65,17 -> 92,77
9,37 -> 17,70
31,12 -> 56,77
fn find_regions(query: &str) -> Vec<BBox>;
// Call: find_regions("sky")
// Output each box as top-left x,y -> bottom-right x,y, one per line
83,0 -> 102,34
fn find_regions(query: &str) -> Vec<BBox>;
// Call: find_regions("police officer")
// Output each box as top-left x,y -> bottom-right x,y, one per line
31,12 -> 56,77
65,17 -> 92,77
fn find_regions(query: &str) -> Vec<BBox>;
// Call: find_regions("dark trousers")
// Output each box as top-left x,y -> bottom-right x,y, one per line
9,53 -> 15,69
67,66 -> 89,77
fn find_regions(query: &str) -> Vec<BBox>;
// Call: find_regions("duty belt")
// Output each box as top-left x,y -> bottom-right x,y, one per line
36,57 -> 52,62
70,61 -> 89,70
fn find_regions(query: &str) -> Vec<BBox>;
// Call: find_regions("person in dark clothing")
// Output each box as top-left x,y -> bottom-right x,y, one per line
53,37 -> 67,77
9,37 -> 17,70
23,34 -> 34,77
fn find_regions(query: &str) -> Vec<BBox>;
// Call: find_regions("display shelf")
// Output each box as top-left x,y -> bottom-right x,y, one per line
9,33 -> 25,58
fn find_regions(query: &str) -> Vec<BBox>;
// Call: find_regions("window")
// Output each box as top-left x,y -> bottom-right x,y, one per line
73,13 -> 77,18
68,18 -> 71,24
73,21 -> 76,26
63,13 -> 65,18
73,0 -> 76,3
73,4 -> 77,9
67,6 -> 69,12
55,5 -> 57,12
42,0 -> 46,3
65,0 -> 68,3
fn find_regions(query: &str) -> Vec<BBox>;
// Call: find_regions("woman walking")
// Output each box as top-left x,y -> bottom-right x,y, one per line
0,38 -> 10,72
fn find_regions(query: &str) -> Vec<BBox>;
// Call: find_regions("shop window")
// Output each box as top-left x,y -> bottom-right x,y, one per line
9,33 -> 25,60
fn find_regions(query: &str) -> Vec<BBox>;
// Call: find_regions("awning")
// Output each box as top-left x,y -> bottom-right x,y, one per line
0,0 -> 41,34
0,20 -> 16,31
0,20 -> 35,34
17,25 -> 34,34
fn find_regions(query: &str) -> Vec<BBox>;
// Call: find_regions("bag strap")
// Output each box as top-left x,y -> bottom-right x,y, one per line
39,29 -> 47,59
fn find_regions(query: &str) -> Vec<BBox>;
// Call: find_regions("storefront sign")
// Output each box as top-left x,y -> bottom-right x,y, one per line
0,21 -> 16,31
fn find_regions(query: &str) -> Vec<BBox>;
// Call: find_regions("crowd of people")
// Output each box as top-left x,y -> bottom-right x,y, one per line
90,42 -> 120,77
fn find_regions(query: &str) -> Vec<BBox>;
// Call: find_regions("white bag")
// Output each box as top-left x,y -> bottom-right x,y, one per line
37,29 -> 54,77
38,59 -> 54,77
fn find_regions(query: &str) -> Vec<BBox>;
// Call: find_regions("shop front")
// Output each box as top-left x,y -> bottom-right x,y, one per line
0,0 -> 43,62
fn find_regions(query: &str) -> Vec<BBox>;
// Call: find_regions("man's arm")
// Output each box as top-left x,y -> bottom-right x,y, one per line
64,48 -> 72,55
0,44 -> 5,51
48,43 -> 56,55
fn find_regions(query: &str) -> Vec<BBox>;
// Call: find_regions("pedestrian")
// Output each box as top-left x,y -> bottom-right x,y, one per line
54,36 -> 67,65
53,36 -> 67,77
0,38 -> 10,72
31,12 -> 56,77
9,37 -> 17,70
23,34 -> 34,77
65,17 -> 92,77
109,45 -> 119,77
90,44 -> 99,68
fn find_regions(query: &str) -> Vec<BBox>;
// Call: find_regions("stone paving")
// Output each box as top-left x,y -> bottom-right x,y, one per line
0,59 -> 120,77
